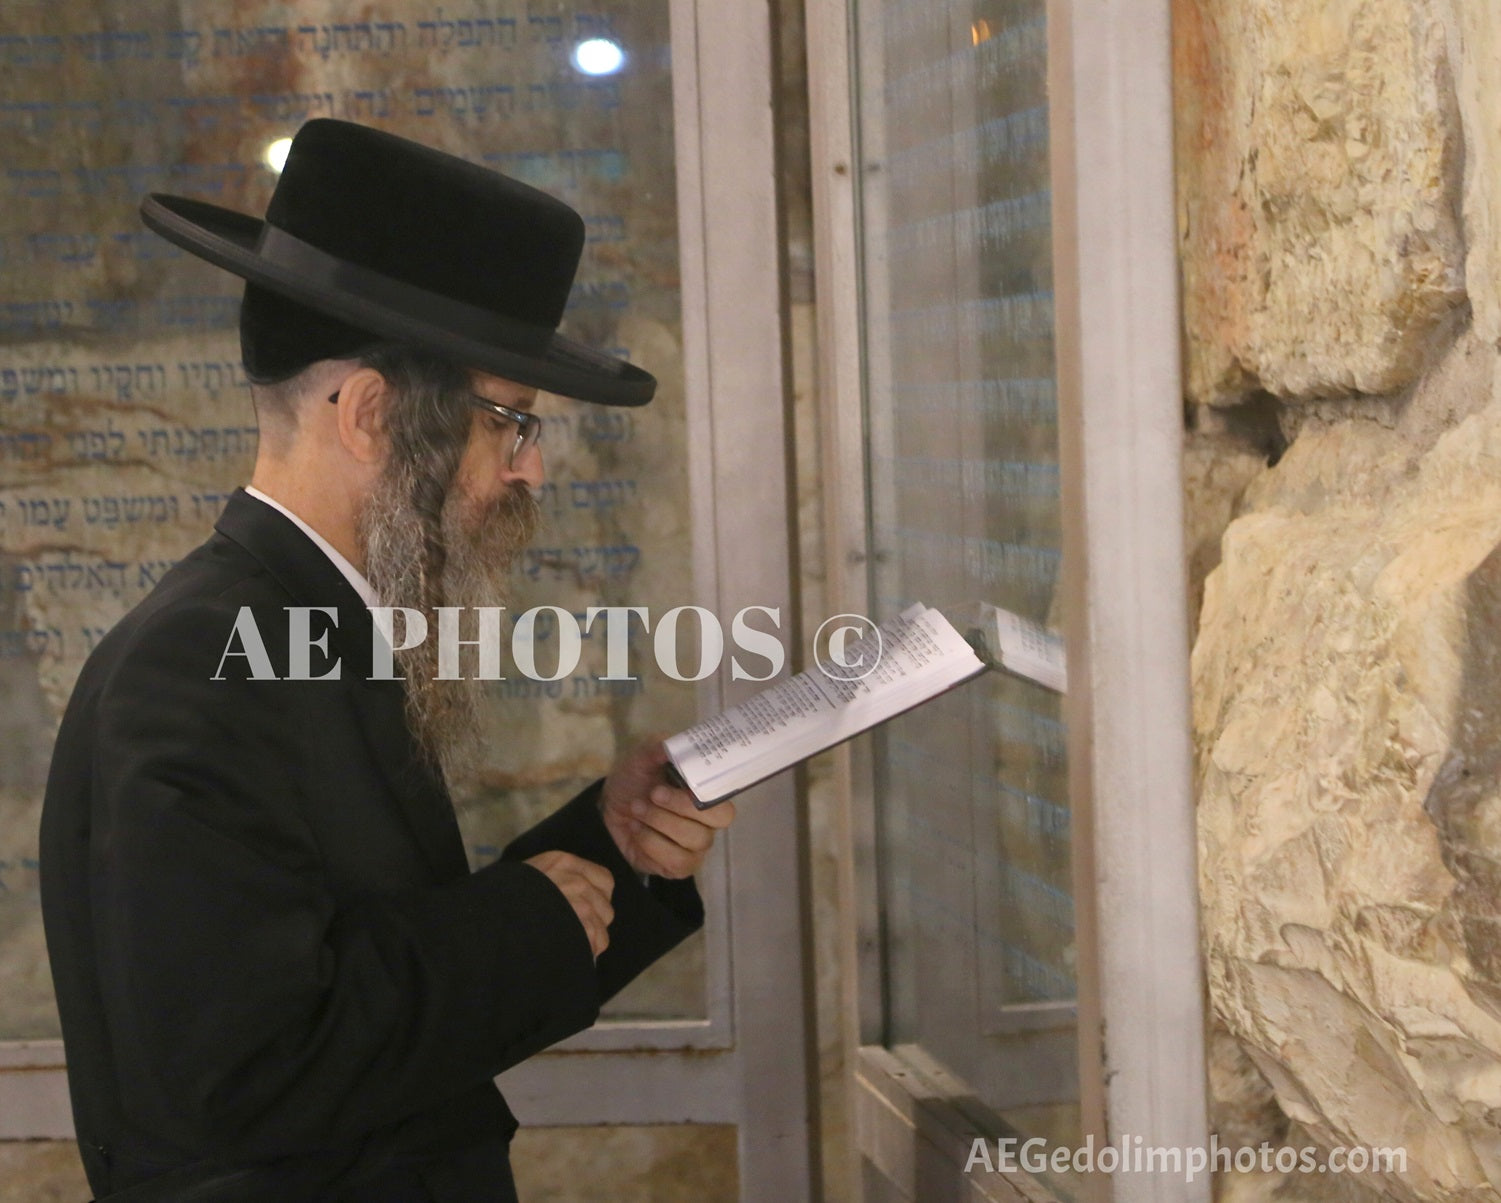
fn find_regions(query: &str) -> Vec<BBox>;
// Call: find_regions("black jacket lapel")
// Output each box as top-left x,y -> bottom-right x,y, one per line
214,489 -> 471,882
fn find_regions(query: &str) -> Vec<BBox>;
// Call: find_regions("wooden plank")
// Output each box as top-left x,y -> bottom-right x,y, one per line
855,1046 -> 1063,1203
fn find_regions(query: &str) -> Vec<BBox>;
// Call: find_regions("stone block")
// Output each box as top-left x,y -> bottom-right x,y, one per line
1195,334 -> 1501,1199
1175,0 -> 1466,405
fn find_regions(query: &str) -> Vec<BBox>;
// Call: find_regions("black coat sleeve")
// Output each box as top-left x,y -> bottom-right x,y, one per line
89,598 -> 600,1161
500,782 -> 705,1004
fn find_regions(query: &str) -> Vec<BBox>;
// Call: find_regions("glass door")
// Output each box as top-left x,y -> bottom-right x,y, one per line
814,0 -> 1209,1198
854,0 -> 1082,1197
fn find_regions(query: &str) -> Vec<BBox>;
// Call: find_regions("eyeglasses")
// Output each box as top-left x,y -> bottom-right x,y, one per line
326,389 -> 542,468
466,395 -> 542,468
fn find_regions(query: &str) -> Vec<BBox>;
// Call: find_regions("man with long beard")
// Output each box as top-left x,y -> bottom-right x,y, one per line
39,121 -> 732,1201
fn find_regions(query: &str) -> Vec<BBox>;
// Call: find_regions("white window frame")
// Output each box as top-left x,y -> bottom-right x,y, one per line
807,0 -> 1211,1199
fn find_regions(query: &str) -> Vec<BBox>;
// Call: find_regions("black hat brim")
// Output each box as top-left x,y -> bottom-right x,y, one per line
141,194 -> 655,407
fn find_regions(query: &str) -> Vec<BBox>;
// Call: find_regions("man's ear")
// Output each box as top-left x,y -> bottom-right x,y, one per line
333,368 -> 388,465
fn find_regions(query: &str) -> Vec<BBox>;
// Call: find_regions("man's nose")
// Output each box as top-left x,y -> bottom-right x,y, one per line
503,442 -> 545,491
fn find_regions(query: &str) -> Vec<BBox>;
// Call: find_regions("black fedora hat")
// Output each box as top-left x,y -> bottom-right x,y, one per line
140,119 -> 654,406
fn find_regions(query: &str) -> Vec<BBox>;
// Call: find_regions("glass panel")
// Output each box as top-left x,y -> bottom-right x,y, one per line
0,0 -> 701,1039
854,0 -> 1082,1193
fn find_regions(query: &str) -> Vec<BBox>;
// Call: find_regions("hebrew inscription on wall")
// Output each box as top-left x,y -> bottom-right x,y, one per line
0,0 -> 699,1037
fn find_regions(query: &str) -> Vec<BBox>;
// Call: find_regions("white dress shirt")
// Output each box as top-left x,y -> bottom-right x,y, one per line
244,485 -> 379,607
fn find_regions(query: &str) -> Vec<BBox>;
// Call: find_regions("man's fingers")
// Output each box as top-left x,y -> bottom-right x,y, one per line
576,857 -> 615,897
630,846 -> 673,878
568,898 -> 606,955
566,878 -> 614,925
646,787 -> 736,829
581,916 -> 608,958
524,852 -> 616,957
565,881 -> 612,957
630,791 -> 736,851
631,803 -> 715,854
540,851 -> 614,897
628,822 -> 701,879
700,798 -> 736,828
560,871 -> 615,932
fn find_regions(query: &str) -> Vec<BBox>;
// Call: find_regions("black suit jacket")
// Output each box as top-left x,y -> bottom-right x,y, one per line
40,490 -> 702,1201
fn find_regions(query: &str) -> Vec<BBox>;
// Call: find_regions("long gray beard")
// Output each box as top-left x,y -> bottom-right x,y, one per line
359,472 -> 541,781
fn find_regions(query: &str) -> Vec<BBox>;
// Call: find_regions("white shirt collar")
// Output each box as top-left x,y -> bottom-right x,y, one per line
244,485 -> 379,608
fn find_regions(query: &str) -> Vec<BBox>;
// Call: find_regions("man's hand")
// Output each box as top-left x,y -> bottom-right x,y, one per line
600,739 -> 736,879
524,851 -> 614,958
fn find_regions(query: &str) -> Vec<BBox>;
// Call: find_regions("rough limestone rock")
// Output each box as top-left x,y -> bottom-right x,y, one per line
1452,0 -> 1501,346
1174,0 -> 1466,405
1195,335 -> 1501,1202
1183,425 -> 1270,644
1206,1024 -> 1285,1152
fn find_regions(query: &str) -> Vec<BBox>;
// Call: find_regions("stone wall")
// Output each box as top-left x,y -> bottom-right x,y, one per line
0,1128 -> 739,1203
1178,0 -> 1501,1197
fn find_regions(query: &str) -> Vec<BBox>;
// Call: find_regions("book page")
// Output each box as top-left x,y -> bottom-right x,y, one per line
668,674 -> 837,773
666,604 -> 984,803
990,607 -> 1067,693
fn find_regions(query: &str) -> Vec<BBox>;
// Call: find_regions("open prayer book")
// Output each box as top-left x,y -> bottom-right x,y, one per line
665,602 -> 1067,808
